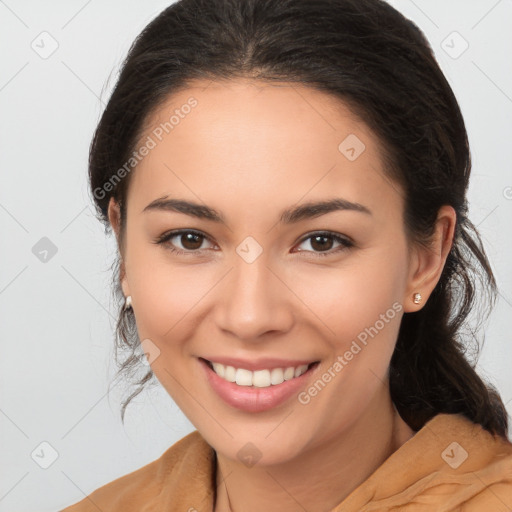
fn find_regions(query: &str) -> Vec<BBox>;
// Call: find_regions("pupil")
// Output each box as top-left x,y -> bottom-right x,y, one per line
179,234 -> 334,252
311,235 -> 332,251
183,233 -> 202,250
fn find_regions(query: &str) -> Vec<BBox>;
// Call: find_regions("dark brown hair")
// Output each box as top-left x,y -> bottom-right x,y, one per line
89,0 -> 509,437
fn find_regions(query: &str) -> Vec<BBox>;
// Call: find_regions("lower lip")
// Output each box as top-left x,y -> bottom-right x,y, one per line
199,358 -> 319,413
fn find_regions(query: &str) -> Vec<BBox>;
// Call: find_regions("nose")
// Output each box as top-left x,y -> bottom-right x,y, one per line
214,251 -> 295,342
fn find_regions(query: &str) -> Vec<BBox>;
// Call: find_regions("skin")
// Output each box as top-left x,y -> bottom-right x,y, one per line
108,78 -> 456,512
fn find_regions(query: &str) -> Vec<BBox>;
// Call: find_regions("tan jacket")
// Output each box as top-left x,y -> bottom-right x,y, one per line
61,413 -> 512,511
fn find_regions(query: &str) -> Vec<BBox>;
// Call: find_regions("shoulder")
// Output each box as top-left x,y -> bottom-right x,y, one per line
395,413 -> 512,509
441,417 -> 512,510
341,413 -> 512,511
60,430 -> 215,511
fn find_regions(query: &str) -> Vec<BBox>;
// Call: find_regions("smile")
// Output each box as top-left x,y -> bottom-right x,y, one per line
204,359 -> 316,388
199,357 -> 321,413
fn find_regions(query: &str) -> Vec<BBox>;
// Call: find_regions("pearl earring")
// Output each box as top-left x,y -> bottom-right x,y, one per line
124,295 -> 132,311
413,292 -> 422,305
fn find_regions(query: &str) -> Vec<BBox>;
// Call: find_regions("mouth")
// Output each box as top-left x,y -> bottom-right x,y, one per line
200,357 -> 320,388
199,356 -> 320,412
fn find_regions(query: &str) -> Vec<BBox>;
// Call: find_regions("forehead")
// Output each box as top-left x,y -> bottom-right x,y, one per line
127,78 -> 401,219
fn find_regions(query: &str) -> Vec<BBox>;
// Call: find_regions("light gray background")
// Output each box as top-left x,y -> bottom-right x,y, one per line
0,1 -> 511,510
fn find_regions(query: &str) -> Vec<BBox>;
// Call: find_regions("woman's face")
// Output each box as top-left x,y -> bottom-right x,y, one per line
109,78 -> 424,464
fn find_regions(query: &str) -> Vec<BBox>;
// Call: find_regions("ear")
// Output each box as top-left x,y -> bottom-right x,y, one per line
402,205 -> 456,313
107,197 -> 130,298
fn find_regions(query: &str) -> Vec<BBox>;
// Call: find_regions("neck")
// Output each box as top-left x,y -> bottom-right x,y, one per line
214,387 -> 415,512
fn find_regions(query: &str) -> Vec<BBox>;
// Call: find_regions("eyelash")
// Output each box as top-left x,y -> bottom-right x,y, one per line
153,229 -> 354,258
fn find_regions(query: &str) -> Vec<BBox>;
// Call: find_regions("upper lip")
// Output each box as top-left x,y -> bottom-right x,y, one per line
200,356 -> 318,372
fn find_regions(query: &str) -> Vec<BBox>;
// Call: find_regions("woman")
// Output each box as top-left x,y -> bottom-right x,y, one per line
61,0 -> 512,510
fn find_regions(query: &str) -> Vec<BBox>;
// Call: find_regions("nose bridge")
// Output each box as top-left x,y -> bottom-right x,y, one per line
215,248 -> 292,340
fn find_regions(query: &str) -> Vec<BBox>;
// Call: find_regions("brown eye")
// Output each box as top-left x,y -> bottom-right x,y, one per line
154,230 -> 215,255
310,234 -> 335,251
178,232 -> 204,250
294,231 -> 353,257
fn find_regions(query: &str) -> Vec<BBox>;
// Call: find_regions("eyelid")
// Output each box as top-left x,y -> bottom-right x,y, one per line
153,229 -> 216,251
295,230 -> 353,247
293,230 -> 354,256
154,228 -> 354,257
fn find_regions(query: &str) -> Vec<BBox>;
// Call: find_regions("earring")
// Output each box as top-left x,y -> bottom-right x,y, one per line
124,295 -> 132,311
413,292 -> 422,305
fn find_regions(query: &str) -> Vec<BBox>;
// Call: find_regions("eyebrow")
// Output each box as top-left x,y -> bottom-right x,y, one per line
142,196 -> 372,224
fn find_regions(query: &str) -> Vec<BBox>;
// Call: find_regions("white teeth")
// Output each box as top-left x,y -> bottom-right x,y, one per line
212,362 -> 225,378
270,368 -> 283,385
224,365 -> 236,382
235,368 -> 253,386
209,361 -> 312,387
253,370 -> 271,387
284,367 -> 295,380
294,364 -> 308,377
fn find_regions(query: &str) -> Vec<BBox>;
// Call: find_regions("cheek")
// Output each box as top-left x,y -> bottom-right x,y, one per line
124,240 -> 214,341
294,255 -> 407,420
126,226 -> 409,352
300,247 -> 407,346
130,270 -> 213,342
